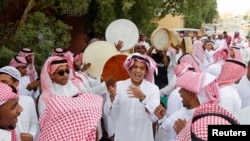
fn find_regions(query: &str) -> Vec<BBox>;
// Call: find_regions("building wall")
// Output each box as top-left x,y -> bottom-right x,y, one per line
157,14 -> 185,29
0,0 -> 26,24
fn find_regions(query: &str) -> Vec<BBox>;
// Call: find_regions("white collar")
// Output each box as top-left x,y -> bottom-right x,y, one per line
0,129 -> 11,141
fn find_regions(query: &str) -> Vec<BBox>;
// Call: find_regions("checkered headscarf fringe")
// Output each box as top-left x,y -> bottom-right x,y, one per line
217,59 -> 246,87
0,82 -> 18,106
193,40 -> 204,63
18,48 -> 37,82
177,104 -> 239,141
123,53 -> 158,83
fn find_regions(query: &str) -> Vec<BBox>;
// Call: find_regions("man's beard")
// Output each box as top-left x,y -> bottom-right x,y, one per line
0,124 -> 16,130
7,125 -> 16,130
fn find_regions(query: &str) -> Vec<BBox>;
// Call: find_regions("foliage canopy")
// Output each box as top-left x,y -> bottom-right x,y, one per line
0,0 -> 218,71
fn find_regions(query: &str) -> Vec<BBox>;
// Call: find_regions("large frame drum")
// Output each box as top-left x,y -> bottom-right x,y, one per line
82,41 -> 119,78
105,19 -> 139,52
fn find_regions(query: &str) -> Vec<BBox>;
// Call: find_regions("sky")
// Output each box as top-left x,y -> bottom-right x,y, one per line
217,0 -> 250,16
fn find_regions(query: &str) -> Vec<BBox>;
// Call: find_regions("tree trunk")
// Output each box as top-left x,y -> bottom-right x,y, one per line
15,0 -> 35,32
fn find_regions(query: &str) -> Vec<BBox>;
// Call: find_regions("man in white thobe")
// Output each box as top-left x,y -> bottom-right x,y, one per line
236,60 -> 250,108
106,53 -> 159,141
217,59 -> 246,116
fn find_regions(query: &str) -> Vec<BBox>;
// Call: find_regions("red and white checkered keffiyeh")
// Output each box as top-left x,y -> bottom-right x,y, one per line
123,53 -> 158,83
37,93 -> 103,141
174,62 -> 194,77
231,47 -> 243,61
212,46 -> 229,62
177,103 -> 239,141
217,59 -> 246,87
193,40 -> 204,63
63,51 -> 83,82
40,56 -> 85,106
0,82 -> 19,141
176,70 -> 204,94
50,47 -> 65,57
9,55 -> 27,68
18,48 -> 37,82
0,82 -> 19,106
176,69 -> 220,104
178,53 -> 201,73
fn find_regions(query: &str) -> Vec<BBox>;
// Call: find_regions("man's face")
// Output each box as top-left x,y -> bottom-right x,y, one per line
218,34 -> 223,39
25,55 -> 33,64
16,66 -> 27,76
73,60 -> 82,71
129,60 -> 147,86
204,42 -> 213,51
135,45 -> 146,55
50,65 -> 69,85
179,88 -> 193,109
220,50 -> 228,60
0,98 -> 23,130
0,74 -> 18,88
229,48 -> 235,59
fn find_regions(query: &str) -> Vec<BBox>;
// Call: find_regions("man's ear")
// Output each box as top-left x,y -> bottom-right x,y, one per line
49,73 -> 54,81
13,81 -> 19,88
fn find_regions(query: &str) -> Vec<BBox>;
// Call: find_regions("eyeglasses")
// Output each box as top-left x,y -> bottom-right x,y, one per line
56,69 -> 70,76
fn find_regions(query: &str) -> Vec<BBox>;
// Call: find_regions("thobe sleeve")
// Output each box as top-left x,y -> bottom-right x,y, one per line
86,82 -> 108,96
102,92 -> 116,137
141,84 -> 160,114
160,75 -> 176,97
158,116 -> 171,130
110,93 -> 120,121
19,78 -> 33,97
158,110 -> 180,132
103,93 -> 112,116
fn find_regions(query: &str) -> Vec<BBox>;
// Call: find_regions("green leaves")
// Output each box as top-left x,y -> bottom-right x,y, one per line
39,0 -> 90,16
0,46 -> 15,67
10,11 -> 72,72
0,0 -> 219,71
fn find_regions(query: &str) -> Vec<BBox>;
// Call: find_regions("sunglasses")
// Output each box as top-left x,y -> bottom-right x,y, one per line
56,69 -> 70,76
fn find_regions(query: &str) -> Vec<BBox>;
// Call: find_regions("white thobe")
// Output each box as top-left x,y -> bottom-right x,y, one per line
16,95 -> 39,141
160,75 -> 176,97
167,50 -> 183,82
240,47 -> 250,65
103,93 -> 116,137
214,39 -> 227,49
166,87 -> 183,117
219,84 -> 242,116
236,75 -> 250,108
204,50 -> 214,64
18,76 -> 40,100
203,59 -> 225,78
154,127 -> 168,141
158,108 -> 195,141
0,129 -> 11,141
111,79 -> 160,141
75,71 -> 107,95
